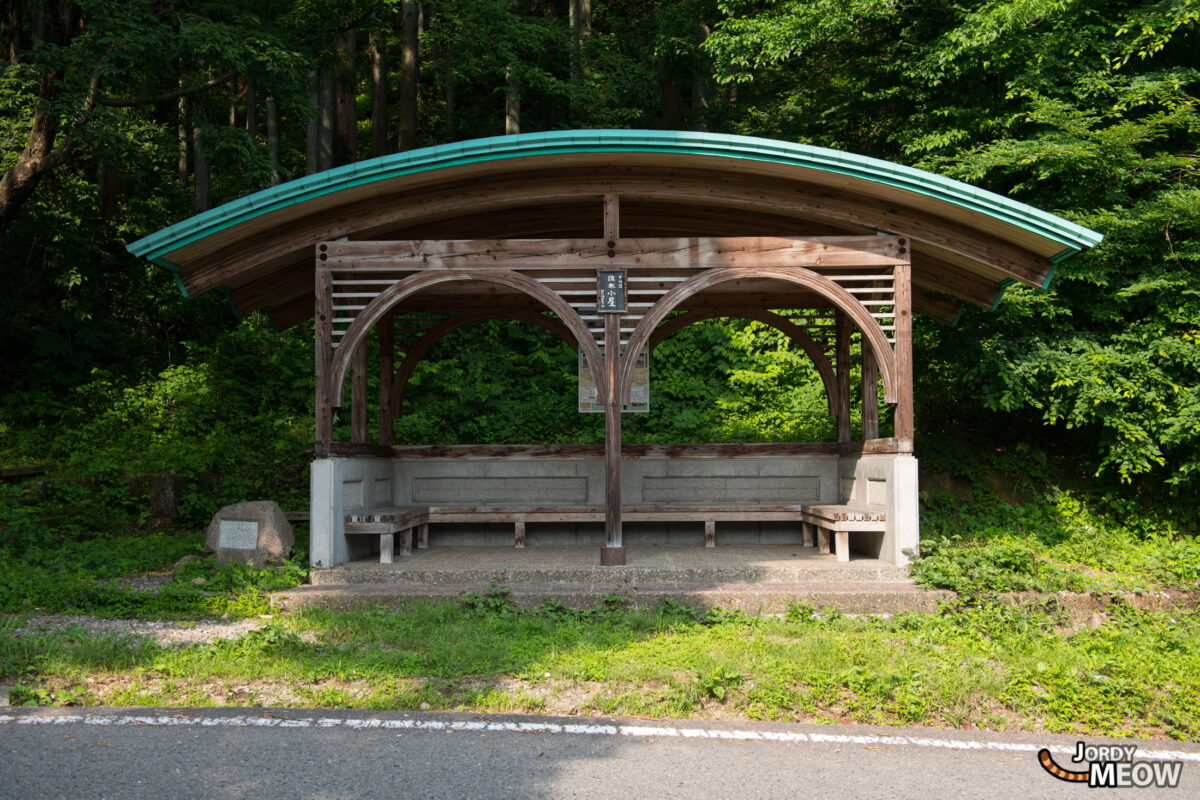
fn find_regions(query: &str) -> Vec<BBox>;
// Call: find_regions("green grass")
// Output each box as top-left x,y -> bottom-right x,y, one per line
0,529 -> 308,619
910,489 -> 1200,596
3,597 -> 1198,740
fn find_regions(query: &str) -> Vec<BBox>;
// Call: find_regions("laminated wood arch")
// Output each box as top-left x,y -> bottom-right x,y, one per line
387,308 -> 576,418
623,266 -> 898,404
649,308 -> 839,415
329,270 -> 604,408
130,130 -> 1102,328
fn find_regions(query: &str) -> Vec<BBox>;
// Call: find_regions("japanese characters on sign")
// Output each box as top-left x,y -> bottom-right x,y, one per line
597,270 -> 627,313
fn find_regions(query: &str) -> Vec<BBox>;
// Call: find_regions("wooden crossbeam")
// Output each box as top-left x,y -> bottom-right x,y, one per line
318,235 -> 908,271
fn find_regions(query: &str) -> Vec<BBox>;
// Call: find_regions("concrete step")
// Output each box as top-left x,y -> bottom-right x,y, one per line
310,545 -> 913,587
274,581 -> 951,616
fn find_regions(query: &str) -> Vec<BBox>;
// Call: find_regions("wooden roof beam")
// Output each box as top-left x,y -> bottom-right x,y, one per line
319,235 -> 908,271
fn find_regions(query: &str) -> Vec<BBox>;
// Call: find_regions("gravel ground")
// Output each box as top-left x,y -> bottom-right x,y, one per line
1,614 -> 271,646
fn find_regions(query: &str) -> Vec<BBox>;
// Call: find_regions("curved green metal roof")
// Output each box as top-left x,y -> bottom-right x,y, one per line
128,129 -> 1102,264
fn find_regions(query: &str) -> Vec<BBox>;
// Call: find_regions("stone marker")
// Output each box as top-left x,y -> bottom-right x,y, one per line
205,501 -> 293,566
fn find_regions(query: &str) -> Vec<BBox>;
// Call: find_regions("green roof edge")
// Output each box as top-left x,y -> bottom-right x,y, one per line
128,130 -> 1103,263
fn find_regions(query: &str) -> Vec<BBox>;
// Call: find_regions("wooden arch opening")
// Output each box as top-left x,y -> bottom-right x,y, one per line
648,308 -> 839,415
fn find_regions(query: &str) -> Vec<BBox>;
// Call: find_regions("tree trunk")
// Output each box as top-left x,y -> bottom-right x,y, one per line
305,70 -> 318,175
192,111 -> 211,212
334,29 -> 357,165
0,2 -> 83,231
505,65 -> 519,135
318,66 -> 334,171
178,94 -> 190,185
7,0 -> 21,64
245,78 -> 257,140
398,0 -> 419,151
659,80 -> 682,129
98,167 -> 122,219
570,0 -> 591,89
0,72 -> 62,230
690,23 -> 710,132
443,35 -> 455,139
369,31 -> 388,158
265,95 -> 280,185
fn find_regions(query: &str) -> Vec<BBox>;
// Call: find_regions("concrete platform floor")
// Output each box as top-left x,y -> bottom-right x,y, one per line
311,544 -> 912,586
274,546 -> 952,616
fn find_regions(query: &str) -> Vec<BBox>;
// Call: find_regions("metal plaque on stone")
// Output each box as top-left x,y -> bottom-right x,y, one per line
217,519 -> 260,550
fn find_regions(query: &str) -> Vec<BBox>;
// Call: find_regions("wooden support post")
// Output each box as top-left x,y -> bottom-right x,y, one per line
893,262 -> 914,444
378,312 -> 394,445
314,265 -> 333,447
603,193 -> 619,246
351,340 -> 368,444
380,532 -> 394,564
399,527 -> 412,556
514,520 -> 526,549
835,310 -> 852,443
862,338 -> 879,441
817,527 -> 830,555
835,531 -> 850,563
417,523 -> 428,549
600,192 -> 625,566
704,520 -> 715,548
802,521 -> 814,548
602,311 -> 624,565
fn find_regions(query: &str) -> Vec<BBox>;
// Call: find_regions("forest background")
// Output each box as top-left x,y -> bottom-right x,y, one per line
0,0 -> 1197,565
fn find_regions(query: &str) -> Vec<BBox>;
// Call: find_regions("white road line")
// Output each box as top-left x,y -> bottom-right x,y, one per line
1,712 -> 1197,763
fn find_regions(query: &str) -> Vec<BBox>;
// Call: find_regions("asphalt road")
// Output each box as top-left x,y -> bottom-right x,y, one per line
2,708 -> 1197,800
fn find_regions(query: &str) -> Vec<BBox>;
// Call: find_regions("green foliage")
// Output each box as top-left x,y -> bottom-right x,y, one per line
698,664 -> 742,700
463,582 -> 516,617
394,315 -> 838,445
0,529 -> 305,619
910,445 -> 1200,596
707,0 -> 1200,497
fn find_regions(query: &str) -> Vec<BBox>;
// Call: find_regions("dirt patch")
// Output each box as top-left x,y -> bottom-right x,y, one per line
2,614 -> 272,646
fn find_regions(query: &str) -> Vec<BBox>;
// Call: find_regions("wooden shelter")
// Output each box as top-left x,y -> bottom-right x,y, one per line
129,131 -> 1101,568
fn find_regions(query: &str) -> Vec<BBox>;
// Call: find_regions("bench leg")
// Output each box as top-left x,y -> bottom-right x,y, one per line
802,521 -> 814,548
380,533 -> 394,564
817,527 -> 830,555
835,531 -> 849,562
515,520 -> 526,549
416,523 -> 428,549
704,520 -> 715,548
399,527 -> 412,556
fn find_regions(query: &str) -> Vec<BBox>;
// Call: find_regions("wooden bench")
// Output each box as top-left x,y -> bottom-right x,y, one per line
341,503 -> 875,562
344,506 -> 429,563
417,504 -> 808,548
800,505 -> 886,562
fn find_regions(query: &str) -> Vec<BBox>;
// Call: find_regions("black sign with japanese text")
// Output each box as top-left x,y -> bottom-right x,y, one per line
597,270 -> 626,313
